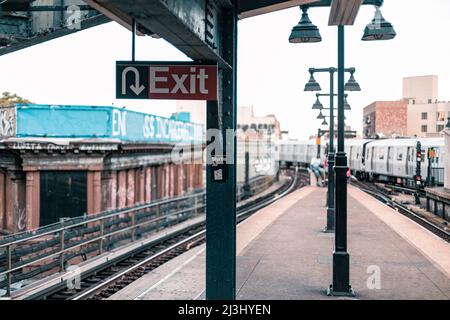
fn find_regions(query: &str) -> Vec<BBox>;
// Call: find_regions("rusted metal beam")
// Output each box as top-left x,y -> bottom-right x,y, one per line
238,0 -> 321,19
84,0 -> 231,68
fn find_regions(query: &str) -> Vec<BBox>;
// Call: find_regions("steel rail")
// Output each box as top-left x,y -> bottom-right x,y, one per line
352,180 -> 450,242
71,169 -> 300,300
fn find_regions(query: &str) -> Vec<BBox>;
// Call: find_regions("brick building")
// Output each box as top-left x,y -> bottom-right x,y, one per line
363,75 -> 450,138
363,100 -> 408,138
0,104 -> 204,233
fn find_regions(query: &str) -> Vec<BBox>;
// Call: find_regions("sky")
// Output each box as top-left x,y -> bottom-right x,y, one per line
0,0 -> 449,140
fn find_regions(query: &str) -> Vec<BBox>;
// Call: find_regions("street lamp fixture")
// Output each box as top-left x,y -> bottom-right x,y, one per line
362,6 -> 396,41
322,118 -> 328,126
290,0 -> 396,298
289,6 -> 322,43
312,96 -> 324,109
317,110 -> 325,119
344,96 -> 351,110
304,72 -> 322,91
344,72 -> 361,91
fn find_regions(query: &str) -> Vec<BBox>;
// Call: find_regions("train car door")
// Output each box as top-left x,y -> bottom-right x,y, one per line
40,171 -> 87,226
387,147 -> 393,174
406,147 -> 414,176
370,147 -> 375,171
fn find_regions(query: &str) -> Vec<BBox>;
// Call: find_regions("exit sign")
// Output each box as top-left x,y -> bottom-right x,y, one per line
116,61 -> 218,101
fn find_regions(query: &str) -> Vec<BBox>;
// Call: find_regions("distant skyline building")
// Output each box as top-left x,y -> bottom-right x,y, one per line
174,102 -> 281,140
363,100 -> 408,138
403,75 -> 438,104
364,75 -> 450,138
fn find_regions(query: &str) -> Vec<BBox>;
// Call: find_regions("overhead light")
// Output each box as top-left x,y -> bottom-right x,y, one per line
317,111 -> 325,120
322,118 -> 328,126
289,6 -> 322,43
304,73 -> 321,91
312,96 -> 323,109
344,73 -> 361,91
344,96 -> 351,110
362,7 -> 396,41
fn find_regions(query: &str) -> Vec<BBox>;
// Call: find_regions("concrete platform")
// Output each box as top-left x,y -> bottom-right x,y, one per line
109,186 -> 450,300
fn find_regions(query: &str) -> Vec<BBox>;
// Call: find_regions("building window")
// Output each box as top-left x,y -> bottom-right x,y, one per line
421,112 -> 427,120
437,112 -> 446,122
437,125 -> 444,132
428,99 -> 432,104
421,125 -> 428,133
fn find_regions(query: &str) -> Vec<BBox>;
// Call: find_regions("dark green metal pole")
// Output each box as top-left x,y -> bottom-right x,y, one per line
205,3 -> 237,300
131,18 -> 136,61
243,151 -> 251,199
326,69 -> 335,232
330,25 -> 353,296
317,128 -> 321,158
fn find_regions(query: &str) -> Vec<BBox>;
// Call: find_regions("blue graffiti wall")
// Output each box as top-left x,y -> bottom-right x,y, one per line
14,104 -> 203,144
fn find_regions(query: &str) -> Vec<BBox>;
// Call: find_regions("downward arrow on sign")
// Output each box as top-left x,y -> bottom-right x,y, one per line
122,67 -> 146,96
130,84 -> 145,95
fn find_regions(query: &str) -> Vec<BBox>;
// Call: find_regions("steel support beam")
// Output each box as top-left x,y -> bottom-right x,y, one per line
238,0 -> 320,19
84,0 -> 231,69
205,3 -> 237,300
0,1 -> 107,56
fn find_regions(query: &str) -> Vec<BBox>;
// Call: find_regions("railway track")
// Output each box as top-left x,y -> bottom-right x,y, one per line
24,169 -> 306,300
351,179 -> 450,243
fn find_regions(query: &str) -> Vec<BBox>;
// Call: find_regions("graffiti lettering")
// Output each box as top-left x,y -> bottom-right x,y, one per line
0,107 -> 16,137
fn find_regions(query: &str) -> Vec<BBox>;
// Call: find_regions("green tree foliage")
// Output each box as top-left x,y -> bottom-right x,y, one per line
0,92 -> 32,107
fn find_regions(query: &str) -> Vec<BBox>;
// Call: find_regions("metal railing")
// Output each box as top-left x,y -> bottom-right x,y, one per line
236,175 -> 276,202
0,190 -> 205,297
429,167 -> 444,186
0,173 -> 277,297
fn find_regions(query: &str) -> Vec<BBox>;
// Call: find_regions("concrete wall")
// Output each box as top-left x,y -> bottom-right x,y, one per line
403,75 -> 438,104
407,102 -> 450,137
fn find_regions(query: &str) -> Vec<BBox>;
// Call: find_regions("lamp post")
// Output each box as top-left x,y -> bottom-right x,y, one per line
289,2 -> 396,296
306,67 -> 357,234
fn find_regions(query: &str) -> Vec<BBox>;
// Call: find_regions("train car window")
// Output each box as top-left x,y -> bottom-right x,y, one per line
379,148 -> 384,160
396,149 -> 403,161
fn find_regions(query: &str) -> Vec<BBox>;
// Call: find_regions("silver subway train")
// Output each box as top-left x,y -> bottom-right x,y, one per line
277,138 -> 445,186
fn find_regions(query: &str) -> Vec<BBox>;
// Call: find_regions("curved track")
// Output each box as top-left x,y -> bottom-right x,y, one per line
351,179 -> 450,243
27,169 -> 306,300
